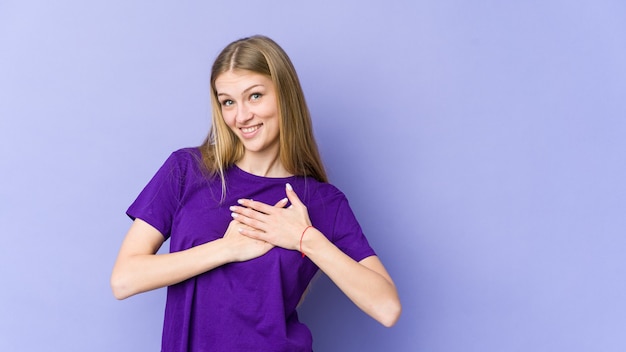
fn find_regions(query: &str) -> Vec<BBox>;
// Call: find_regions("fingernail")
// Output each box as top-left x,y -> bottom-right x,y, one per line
280,197 -> 288,203
286,183 -> 293,191
229,206 -> 236,211
237,199 -> 244,205
231,212 -> 238,218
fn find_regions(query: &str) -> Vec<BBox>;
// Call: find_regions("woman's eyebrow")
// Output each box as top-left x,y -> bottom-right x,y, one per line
217,84 -> 264,97
243,84 -> 264,93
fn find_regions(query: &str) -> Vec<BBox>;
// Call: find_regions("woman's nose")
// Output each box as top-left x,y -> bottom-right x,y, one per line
236,103 -> 253,124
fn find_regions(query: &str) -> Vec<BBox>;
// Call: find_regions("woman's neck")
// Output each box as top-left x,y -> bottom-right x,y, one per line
236,152 -> 292,178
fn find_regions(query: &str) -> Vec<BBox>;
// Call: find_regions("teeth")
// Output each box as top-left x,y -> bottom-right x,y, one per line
241,125 -> 260,133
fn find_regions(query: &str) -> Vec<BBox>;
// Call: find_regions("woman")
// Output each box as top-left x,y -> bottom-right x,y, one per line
111,35 -> 401,352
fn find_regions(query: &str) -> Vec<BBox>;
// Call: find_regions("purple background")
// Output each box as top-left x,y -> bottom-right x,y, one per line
1,1 -> 625,351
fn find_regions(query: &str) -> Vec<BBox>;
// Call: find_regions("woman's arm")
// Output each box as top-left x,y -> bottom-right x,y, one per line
301,233 -> 401,327
110,218 -> 274,300
230,184 -> 402,327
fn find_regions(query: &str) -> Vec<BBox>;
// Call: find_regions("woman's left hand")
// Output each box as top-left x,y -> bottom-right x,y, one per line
229,183 -> 311,251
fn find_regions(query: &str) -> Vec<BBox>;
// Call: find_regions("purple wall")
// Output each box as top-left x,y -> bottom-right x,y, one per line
1,1 -> 625,351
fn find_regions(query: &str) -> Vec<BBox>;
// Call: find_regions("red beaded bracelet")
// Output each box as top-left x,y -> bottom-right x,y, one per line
300,226 -> 313,258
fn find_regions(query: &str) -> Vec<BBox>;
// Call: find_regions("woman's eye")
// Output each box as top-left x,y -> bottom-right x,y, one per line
250,93 -> 262,100
221,99 -> 234,106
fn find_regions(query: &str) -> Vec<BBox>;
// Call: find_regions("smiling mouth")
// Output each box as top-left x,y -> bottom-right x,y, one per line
240,124 -> 262,134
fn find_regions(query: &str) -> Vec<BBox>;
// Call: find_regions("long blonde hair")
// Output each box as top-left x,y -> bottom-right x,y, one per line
200,35 -> 328,193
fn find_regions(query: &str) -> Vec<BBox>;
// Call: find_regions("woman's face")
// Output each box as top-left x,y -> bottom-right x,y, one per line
215,69 -> 280,159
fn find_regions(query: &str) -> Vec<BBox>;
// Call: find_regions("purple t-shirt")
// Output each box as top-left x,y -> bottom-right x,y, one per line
127,148 -> 375,352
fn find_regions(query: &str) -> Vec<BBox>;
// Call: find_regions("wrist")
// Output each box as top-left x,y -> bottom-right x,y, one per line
299,226 -> 327,259
299,226 -> 314,258
212,237 -> 238,263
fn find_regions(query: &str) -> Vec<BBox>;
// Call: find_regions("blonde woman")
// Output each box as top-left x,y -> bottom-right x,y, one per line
111,35 -> 401,352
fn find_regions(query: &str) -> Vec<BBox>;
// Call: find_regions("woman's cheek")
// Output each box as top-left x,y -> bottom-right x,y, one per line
222,111 -> 236,127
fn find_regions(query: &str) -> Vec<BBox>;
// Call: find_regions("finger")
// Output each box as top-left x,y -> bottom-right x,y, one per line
237,198 -> 276,215
230,204 -> 264,220
285,183 -> 304,207
231,209 -> 266,231
274,197 -> 289,208
238,226 -> 266,241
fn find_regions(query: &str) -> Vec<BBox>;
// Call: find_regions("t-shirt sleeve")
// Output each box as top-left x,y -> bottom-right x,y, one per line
126,151 -> 186,239
331,196 -> 376,262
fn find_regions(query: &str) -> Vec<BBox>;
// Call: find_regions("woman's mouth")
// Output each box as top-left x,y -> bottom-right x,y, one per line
240,124 -> 262,138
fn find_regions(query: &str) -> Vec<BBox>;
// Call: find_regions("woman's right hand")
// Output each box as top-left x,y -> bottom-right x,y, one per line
222,220 -> 274,262
222,197 -> 288,262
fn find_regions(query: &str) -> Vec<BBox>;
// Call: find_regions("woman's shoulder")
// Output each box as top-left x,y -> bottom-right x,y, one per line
302,178 -> 348,203
156,147 -> 205,177
169,147 -> 201,160
162,147 -> 202,167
